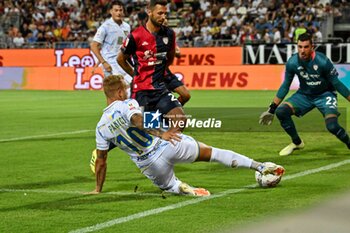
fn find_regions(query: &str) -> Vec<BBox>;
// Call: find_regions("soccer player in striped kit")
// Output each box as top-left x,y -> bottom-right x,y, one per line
117,0 -> 186,130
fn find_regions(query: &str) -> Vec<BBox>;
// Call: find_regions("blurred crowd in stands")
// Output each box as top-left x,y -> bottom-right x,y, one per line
0,0 -> 348,48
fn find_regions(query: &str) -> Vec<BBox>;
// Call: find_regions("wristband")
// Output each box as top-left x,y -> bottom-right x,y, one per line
268,102 -> 278,114
102,61 -> 107,64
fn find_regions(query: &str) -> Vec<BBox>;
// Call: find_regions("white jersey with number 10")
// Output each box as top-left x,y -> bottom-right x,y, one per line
95,99 -> 166,168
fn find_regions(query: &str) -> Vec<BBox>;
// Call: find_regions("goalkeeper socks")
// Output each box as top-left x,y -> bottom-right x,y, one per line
326,117 -> 350,148
210,147 -> 252,168
276,105 -> 302,145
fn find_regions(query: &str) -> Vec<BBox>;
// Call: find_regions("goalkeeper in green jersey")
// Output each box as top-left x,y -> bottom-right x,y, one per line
259,33 -> 350,156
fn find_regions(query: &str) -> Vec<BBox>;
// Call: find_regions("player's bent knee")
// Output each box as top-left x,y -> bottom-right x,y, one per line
275,104 -> 293,120
168,106 -> 184,115
181,91 -> 191,102
175,86 -> 191,105
325,117 -> 340,135
167,107 -> 187,123
197,142 -> 212,162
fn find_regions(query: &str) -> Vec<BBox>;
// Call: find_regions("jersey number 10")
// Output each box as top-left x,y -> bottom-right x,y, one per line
116,127 -> 153,155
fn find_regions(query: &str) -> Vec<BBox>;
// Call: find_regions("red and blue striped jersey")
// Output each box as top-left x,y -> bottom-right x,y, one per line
121,25 -> 176,97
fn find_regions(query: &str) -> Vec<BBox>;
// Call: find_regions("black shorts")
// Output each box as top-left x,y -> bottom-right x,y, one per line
164,73 -> 184,92
135,90 -> 182,114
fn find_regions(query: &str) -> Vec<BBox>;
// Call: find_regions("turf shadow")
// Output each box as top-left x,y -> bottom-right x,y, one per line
0,176 -> 93,190
0,193 -> 163,212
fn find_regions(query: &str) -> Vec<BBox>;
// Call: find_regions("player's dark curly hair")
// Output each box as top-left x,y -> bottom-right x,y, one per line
149,0 -> 168,9
109,0 -> 124,10
298,33 -> 313,45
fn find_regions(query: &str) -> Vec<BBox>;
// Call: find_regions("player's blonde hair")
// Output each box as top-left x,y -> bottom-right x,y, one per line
103,75 -> 126,98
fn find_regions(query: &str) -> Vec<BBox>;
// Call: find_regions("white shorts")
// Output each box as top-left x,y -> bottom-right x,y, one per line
141,134 -> 199,192
103,59 -> 133,84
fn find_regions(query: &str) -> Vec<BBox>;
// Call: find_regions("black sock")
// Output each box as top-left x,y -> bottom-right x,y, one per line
325,117 -> 350,148
276,105 -> 302,145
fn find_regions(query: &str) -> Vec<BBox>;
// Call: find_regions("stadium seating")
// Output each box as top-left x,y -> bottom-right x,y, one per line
0,0 -> 349,49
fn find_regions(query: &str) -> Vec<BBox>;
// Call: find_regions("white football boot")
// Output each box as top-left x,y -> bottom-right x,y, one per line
179,183 -> 211,197
90,149 -> 97,174
279,141 -> 305,156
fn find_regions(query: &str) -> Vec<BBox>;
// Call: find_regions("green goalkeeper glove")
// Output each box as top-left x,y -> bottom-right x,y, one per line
259,102 -> 278,125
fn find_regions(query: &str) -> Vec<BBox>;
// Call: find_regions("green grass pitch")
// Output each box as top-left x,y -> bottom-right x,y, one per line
0,90 -> 350,233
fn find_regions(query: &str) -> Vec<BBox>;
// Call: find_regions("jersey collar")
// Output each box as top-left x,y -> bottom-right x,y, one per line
298,51 -> 316,65
104,100 -> 121,112
311,51 -> 316,60
110,18 -> 124,27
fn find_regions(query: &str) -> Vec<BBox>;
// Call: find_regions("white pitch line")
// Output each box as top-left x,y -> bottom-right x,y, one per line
69,159 -> 350,233
282,159 -> 350,181
0,130 -> 94,143
0,188 -> 161,197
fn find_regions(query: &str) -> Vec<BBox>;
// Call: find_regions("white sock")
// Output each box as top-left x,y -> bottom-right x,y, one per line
164,177 -> 182,194
210,147 -> 253,168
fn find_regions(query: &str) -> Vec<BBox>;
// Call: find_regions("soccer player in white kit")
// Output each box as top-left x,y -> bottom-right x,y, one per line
90,0 -> 132,84
88,75 -> 285,196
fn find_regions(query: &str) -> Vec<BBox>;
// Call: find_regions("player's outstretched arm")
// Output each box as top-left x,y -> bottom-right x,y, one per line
259,96 -> 282,125
130,113 -> 181,144
117,52 -> 134,77
332,80 -> 350,101
259,60 -> 294,125
91,60 -> 100,74
175,45 -> 181,58
90,41 -> 112,73
86,149 -> 108,194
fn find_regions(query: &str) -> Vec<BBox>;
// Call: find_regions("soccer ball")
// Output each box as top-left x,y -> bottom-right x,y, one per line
255,171 -> 282,188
